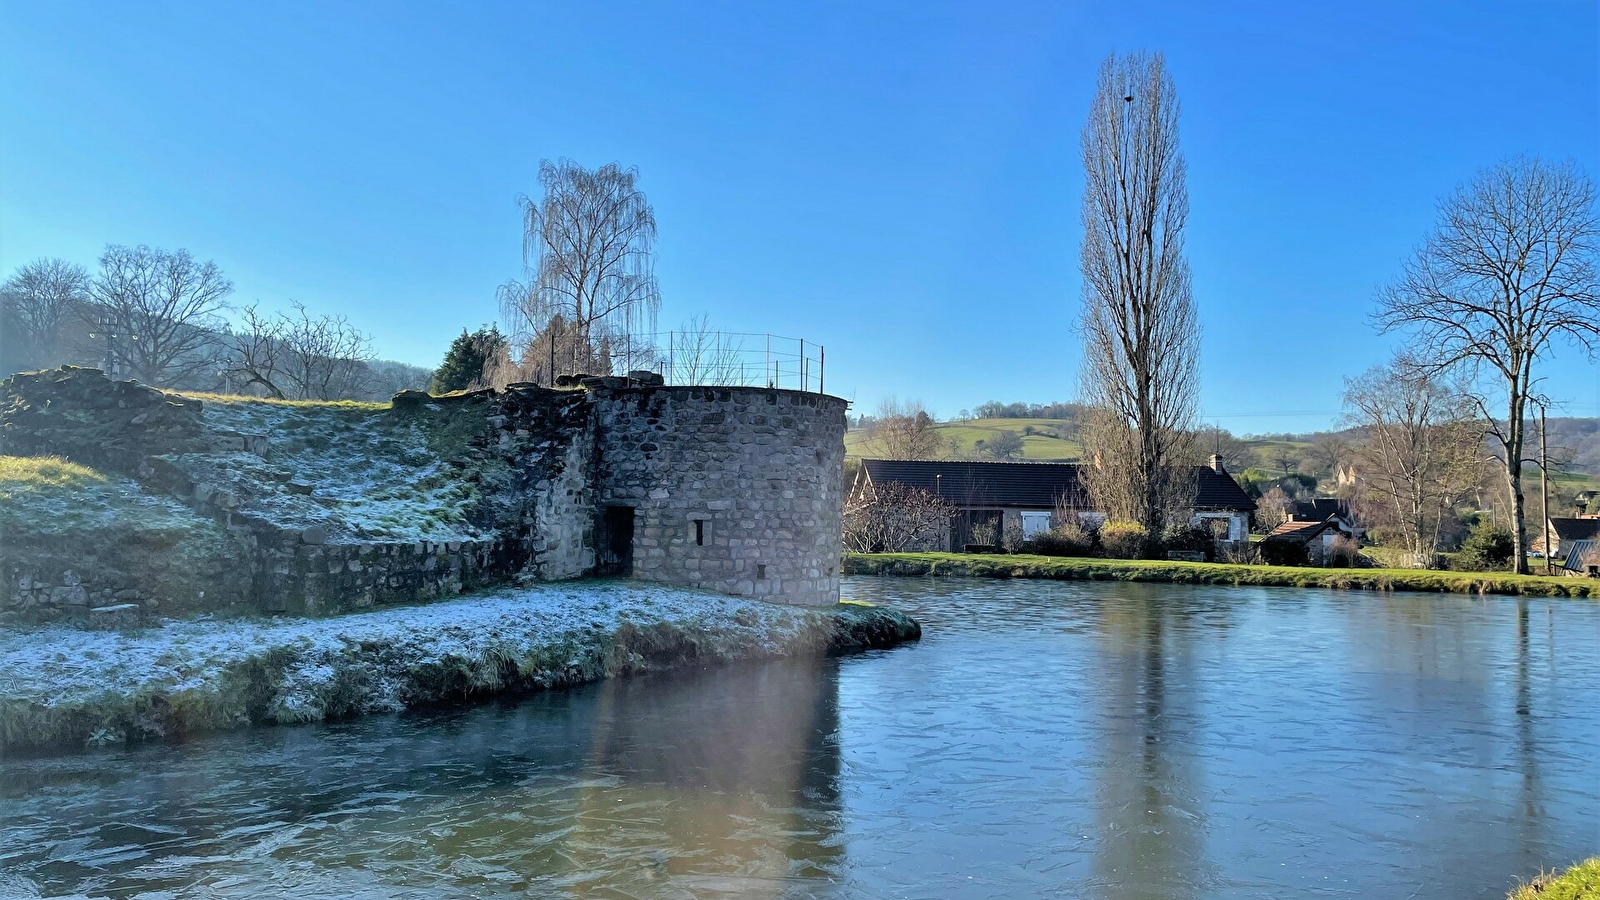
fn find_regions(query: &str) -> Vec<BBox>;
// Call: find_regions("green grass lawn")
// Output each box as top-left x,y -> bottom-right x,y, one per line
1509,857 -> 1600,899
847,418 -> 1081,460
842,552 -> 1600,599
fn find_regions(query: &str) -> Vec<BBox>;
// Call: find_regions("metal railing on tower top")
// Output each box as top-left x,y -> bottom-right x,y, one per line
594,331 -> 827,393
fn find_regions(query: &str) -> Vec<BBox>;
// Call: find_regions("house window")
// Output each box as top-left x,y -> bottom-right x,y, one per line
757,564 -> 767,580
1020,511 -> 1052,539
694,519 -> 705,546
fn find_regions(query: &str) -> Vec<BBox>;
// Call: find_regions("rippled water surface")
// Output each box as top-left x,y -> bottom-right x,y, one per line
3,578 -> 1599,899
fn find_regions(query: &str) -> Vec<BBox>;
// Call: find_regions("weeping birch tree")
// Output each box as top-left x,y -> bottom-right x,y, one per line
497,160 -> 662,381
1078,51 -> 1200,531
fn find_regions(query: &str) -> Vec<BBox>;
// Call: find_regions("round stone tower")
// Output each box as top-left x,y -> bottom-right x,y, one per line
590,385 -> 847,607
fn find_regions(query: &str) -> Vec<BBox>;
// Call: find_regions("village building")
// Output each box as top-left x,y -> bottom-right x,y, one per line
1287,498 -> 1362,535
1259,517 -> 1362,565
851,454 -> 1255,552
1560,539 -> 1600,577
1532,516 -> 1600,564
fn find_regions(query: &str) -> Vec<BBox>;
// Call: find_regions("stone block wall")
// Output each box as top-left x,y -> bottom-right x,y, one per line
247,536 -> 520,616
3,526 -> 253,627
2,369 -> 850,621
0,367 -> 206,469
593,386 -> 847,607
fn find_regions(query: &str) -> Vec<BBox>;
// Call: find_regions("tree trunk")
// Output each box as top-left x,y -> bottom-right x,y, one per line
1506,388 -> 1529,575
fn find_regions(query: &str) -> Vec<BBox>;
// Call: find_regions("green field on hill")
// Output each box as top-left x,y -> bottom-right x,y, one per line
846,417 -> 1084,460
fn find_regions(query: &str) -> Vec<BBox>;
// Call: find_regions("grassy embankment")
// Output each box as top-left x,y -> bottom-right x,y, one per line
0,456 -> 246,617
1510,857 -> 1600,899
844,552 -> 1600,599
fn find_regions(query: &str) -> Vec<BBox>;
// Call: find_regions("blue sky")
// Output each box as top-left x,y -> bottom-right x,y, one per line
3,1 -> 1597,433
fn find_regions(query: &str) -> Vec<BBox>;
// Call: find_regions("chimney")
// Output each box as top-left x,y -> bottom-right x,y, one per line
1210,453 -> 1224,474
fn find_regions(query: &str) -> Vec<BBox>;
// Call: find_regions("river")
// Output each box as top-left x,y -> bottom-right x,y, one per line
2,577 -> 1597,899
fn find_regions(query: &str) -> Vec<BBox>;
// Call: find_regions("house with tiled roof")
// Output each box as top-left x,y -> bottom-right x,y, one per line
851,454 -> 1256,552
1287,498 -> 1363,537
1259,516 -> 1361,566
1532,517 -> 1600,562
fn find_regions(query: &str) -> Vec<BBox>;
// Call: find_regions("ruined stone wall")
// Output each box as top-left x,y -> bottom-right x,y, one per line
2,369 -> 848,622
593,386 -> 847,607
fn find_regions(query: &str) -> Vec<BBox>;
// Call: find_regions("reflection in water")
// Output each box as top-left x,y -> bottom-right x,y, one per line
1090,589 -> 1212,900
0,658 -> 845,898
2,578 -> 1598,899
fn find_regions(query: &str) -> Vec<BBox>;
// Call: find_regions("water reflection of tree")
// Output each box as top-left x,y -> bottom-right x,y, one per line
555,657 -> 846,896
1332,593 -> 1557,895
1090,587 -> 1217,900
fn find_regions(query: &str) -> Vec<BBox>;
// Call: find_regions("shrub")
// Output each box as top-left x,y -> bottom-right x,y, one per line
1000,519 -> 1026,554
1099,521 -> 1149,560
1160,523 -> 1214,560
1457,520 -> 1515,571
1025,518 -> 1095,557
1326,535 -> 1363,568
969,521 -> 998,549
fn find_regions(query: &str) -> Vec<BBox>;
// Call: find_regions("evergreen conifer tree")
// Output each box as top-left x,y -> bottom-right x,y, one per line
430,326 -> 504,394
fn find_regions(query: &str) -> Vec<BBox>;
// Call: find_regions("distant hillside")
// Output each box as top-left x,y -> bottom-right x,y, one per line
1,301 -> 432,403
845,414 -> 1600,500
846,418 -> 1083,462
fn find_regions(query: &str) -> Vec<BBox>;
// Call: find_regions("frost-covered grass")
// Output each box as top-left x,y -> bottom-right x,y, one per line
171,396 -> 497,543
0,581 -> 919,754
0,455 -> 217,540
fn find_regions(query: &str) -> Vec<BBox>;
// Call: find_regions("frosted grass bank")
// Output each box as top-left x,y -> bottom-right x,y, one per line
0,581 -> 919,756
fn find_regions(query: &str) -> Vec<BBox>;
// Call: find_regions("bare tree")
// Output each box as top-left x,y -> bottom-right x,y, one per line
984,429 -> 1025,460
278,301 -> 374,400
1,258 -> 90,368
92,245 -> 232,387
226,303 -> 289,398
226,301 -> 374,400
1253,486 -> 1292,535
1343,357 -> 1482,568
843,480 -> 955,553
498,159 -> 661,378
670,314 -> 746,385
1078,51 -> 1200,528
1376,158 -> 1600,573
1196,425 -> 1251,474
866,397 -> 943,460
1303,432 -> 1350,483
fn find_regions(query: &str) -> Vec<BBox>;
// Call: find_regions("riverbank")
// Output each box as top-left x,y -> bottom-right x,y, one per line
0,581 -> 919,756
843,552 -> 1600,599
1510,856 -> 1600,898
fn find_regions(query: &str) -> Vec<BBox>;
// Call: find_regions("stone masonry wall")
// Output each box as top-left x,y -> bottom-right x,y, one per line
2,369 -> 849,621
592,386 -> 847,607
